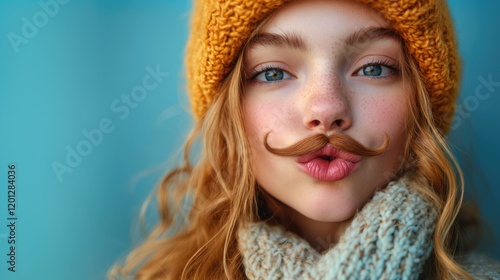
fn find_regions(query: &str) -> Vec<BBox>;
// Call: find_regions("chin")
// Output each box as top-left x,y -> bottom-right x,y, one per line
300,202 -> 359,223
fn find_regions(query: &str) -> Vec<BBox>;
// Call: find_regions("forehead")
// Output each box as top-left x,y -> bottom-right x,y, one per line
261,0 -> 390,44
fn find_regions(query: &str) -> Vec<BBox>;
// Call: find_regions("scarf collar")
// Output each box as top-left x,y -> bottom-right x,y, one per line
238,176 -> 437,279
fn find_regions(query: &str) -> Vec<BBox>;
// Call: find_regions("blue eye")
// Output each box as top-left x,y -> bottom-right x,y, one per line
356,64 -> 395,77
264,69 -> 284,81
254,68 -> 292,82
363,65 -> 382,76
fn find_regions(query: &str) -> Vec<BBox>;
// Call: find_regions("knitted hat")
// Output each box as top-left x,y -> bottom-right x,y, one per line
185,0 -> 460,132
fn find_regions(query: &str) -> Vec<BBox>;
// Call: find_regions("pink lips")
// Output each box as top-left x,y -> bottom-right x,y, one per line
296,144 -> 361,181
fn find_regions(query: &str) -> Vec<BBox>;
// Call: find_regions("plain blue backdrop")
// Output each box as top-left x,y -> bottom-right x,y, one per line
0,0 -> 499,279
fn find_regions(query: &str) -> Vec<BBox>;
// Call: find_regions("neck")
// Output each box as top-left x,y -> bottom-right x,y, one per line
286,208 -> 352,253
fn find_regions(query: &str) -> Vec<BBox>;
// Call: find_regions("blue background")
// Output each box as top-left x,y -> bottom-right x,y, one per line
0,0 -> 498,279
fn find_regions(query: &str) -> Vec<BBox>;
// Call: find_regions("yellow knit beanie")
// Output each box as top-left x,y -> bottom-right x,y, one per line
185,0 -> 459,132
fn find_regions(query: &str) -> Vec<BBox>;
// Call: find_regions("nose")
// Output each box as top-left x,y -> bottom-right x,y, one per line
302,76 -> 352,133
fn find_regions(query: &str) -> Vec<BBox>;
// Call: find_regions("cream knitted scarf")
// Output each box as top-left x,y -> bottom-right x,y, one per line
238,176 -> 438,279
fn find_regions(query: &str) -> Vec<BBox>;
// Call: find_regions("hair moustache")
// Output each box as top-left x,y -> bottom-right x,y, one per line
264,132 -> 389,157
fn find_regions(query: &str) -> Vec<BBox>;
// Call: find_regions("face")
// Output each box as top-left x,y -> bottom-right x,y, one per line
242,0 -> 409,224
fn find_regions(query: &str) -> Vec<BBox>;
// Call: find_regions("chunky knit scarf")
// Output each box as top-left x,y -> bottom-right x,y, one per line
238,176 -> 438,279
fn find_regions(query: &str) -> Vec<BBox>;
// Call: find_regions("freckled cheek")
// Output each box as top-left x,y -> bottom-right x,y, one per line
242,99 -> 295,144
359,96 -> 408,153
361,90 -> 407,128
359,97 -> 408,177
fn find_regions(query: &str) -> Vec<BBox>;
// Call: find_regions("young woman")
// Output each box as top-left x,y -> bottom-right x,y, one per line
112,0 -> 500,279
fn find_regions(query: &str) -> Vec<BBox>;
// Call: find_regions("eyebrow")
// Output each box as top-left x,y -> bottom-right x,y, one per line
344,27 -> 401,47
246,32 -> 307,51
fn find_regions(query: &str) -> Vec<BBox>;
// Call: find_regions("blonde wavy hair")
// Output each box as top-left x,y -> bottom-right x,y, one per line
110,14 -> 473,280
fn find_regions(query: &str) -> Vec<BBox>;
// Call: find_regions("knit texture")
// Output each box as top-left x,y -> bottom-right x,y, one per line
238,177 -> 438,279
185,0 -> 459,132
